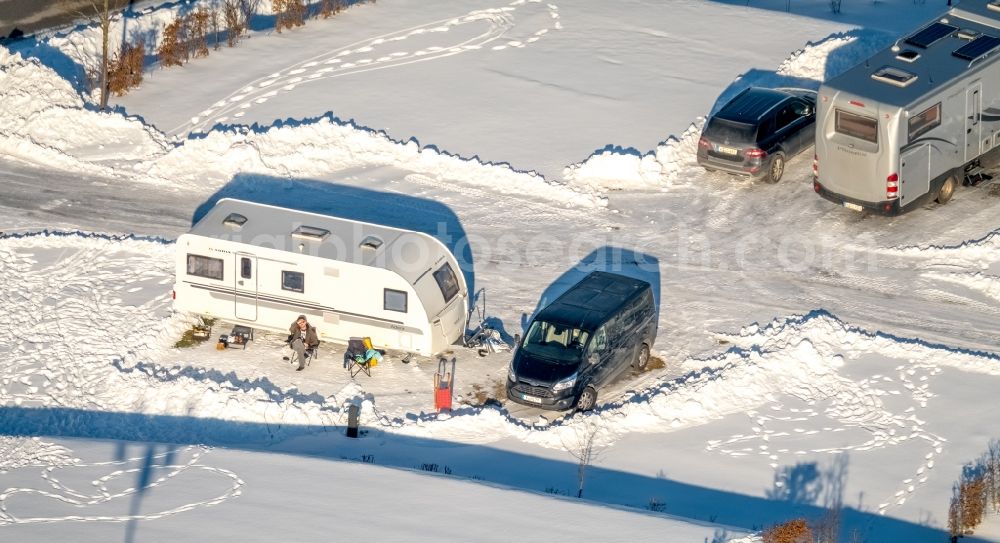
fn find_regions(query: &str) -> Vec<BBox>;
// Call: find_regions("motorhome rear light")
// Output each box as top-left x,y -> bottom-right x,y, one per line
883,202 -> 894,213
812,154 -> 818,176
813,181 -> 821,193
887,173 -> 899,199
745,148 -> 767,159
172,290 -> 176,300
849,100 -> 866,108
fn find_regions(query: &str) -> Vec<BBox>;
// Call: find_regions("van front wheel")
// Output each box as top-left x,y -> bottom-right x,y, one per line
936,174 -> 957,204
634,343 -> 650,372
576,386 -> 597,412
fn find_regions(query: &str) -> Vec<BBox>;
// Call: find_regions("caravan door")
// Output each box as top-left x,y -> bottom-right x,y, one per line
966,82 -> 982,162
234,253 -> 258,321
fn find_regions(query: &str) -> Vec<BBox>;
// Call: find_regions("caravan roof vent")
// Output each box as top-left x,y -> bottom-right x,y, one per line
953,35 -> 1000,62
360,236 -> 384,250
871,66 -> 918,88
896,49 -> 920,62
957,28 -> 982,41
223,213 -> 248,229
989,1 -> 1000,13
291,225 -> 331,241
905,22 -> 957,48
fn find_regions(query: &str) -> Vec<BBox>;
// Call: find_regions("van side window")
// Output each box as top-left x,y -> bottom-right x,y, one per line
588,326 -> 608,355
282,271 -> 304,293
187,254 -> 224,280
908,103 -> 941,141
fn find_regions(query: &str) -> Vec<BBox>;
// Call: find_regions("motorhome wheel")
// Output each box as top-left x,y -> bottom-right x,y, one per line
576,386 -> 597,412
936,174 -> 957,205
764,153 -> 785,184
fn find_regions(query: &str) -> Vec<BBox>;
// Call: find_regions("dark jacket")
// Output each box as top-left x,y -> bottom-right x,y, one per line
289,321 -> 320,348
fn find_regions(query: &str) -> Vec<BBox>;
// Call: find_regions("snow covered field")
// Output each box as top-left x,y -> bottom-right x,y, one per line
2,0 -> 1000,541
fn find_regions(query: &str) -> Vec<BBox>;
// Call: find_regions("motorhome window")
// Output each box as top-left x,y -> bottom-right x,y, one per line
870,66 -> 917,88
991,1 -> 1000,13
187,254 -> 224,280
291,225 -> 330,241
433,263 -> 460,303
522,320 -> 590,363
240,257 -> 252,279
957,29 -> 981,41
384,288 -> 408,313
223,213 -> 248,228
835,110 -> 878,144
908,103 -> 941,141
896,49 -> 920,63
282,271 -> 305,293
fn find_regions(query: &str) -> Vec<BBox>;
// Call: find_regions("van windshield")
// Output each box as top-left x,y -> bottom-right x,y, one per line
521,320 -> 590,364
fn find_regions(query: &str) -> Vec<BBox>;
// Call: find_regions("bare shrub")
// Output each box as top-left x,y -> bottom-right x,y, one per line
960,473 -> 987,533
274,0 -> 306,32
239,0 -> 262,31
319,0 -> 344,18
559,421 -> 607,499
209,4 -> 222,50
158,16 -> 187,67
763,519 -> 814,543
189,9 -> 211,58
224,0 -> 243,46
107,38 -> 145,96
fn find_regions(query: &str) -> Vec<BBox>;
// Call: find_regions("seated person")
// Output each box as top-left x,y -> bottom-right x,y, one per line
288,315 -> 319,371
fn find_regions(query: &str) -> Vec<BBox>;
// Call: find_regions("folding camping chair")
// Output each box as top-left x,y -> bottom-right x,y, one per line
344,337 -> 375,377
284,337 -> 319,368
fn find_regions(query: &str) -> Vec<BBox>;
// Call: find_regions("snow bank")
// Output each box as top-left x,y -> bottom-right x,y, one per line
0,48 -> 167,173
2,3 -> 603,208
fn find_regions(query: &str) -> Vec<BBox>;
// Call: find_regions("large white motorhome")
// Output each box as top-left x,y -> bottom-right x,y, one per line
173,199 -> 469,356
814,0 -> 1000,215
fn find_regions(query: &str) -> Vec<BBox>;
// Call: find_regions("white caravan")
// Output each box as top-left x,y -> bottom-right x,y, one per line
814,0 -> 1000,215
173,199 -> 469,356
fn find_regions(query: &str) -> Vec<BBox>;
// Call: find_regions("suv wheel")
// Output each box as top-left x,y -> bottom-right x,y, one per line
634,343 -> 650,372
576,386 -> 597,412
764,153 -> 785,184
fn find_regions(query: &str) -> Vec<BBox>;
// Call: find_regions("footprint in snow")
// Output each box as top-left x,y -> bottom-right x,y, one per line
288,68 -> 306,75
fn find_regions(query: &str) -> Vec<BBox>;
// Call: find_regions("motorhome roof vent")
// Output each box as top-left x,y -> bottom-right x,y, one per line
871,66 -> 918,88
952,35 -> 1000,62
905,22 -> 957,48
989,1 -> 1000,13
895,49 -> 920,62
291,225 -> 331,241
360,236 -> 383,250
957,28 -> 981,41
223,213 -> 248,228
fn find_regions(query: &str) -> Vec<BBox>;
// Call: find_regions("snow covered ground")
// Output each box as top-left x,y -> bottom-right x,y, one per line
3,0 -> 1000,541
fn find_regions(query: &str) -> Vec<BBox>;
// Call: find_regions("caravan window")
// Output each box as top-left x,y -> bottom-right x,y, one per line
187,254 -> 224,280
908,103 -> 941,142
835,109 -> 878,144
384,289 -> 408,313
282,271 -> 304,293
433,263 -> 460,303
240,257 -> 252,279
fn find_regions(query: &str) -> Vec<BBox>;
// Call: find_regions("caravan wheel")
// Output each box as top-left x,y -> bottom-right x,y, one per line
936,174 -> 957,205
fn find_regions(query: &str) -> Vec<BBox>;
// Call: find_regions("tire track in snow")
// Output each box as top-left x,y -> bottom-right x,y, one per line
175,0 -> 561,136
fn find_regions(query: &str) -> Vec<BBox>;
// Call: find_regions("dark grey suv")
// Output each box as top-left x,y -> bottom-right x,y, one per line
697,87 -> 817,183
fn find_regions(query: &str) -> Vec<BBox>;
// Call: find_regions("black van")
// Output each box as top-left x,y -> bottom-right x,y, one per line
506,271 -> 657,411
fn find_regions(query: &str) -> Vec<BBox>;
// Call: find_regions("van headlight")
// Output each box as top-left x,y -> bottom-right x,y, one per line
552,373 -> 577,392
507,362 -> 517,383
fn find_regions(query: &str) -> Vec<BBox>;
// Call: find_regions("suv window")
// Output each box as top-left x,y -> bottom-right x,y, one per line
775,104 -> 797,131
